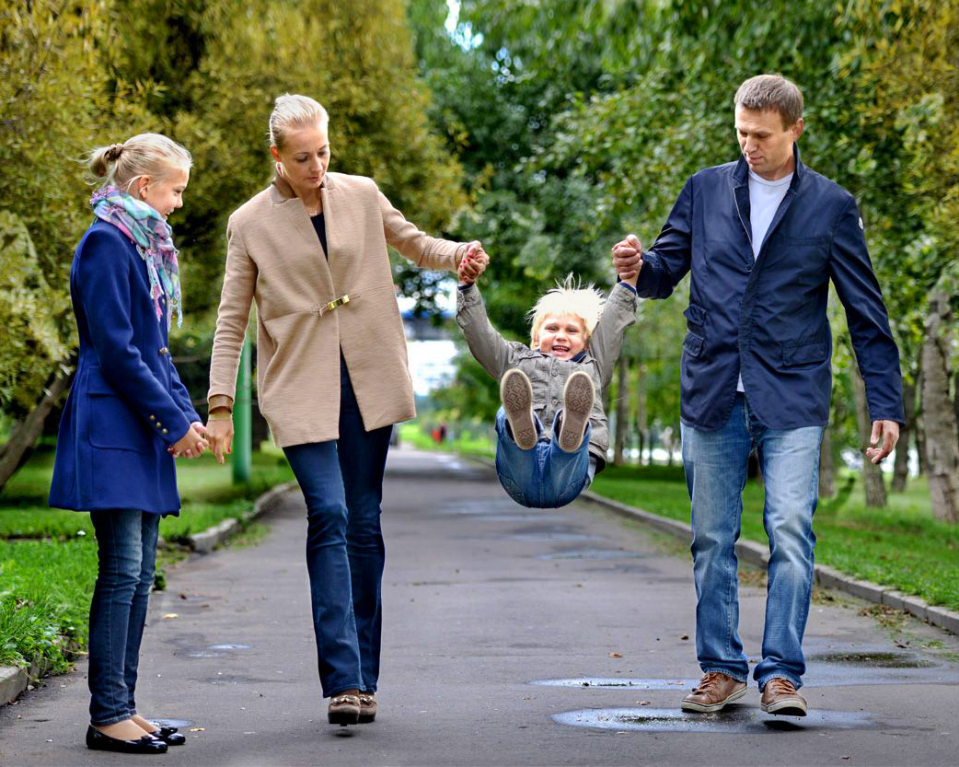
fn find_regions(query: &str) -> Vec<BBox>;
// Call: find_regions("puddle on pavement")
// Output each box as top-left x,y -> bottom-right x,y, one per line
537,548 -> 648,561
181,641 -> 251,659
532,678 -> 697,690
208,643 -> 251,651
809,652 -> 935,668
150,718 -> 194,730
553,707 -> 876,733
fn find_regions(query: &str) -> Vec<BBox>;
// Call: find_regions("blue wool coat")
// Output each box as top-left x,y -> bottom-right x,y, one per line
636,146 -> 904,432
49,220 -> 201,515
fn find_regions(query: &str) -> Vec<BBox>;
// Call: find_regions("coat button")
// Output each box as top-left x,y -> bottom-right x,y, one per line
159,347 -> 170,355
162,429 -> 168,435
149,415 -> 156,421
156,422 -> 162,428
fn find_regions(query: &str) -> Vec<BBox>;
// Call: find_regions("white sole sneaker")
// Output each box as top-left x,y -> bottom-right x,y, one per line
681,684 -> 747,713
500,369 -> 537,450
558,371 -> 594,452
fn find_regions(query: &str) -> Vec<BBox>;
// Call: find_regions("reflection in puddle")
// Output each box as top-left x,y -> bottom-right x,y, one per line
537,549 -> 647,561
553,707 -> 876,733
150,718 -> 194,730
532,678 -> 696,690
809,652 -> 936,669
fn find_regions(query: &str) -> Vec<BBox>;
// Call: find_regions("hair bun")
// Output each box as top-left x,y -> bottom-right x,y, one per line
104,143 -> 124,162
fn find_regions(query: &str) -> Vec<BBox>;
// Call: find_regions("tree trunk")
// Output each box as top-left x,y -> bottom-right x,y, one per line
613,356 -> 629,466
891,380 -> 915,492
636,363 -> 647,465
920,289 -> 959,523
0,361 -> 74,492
819,425 -> 835,498
850,360 -> 887,507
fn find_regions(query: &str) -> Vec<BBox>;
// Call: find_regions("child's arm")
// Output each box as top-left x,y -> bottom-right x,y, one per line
589,282 -> 640,390
455,282 -> 515,380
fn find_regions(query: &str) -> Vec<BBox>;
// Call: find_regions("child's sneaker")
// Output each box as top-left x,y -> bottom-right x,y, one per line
500,368 -> 537,450
558,371 -> 594,452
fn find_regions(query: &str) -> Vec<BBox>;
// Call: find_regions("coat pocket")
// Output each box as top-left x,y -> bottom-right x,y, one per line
683,331 -> 705,358
88,394 -> 154,454
683,303 -> 707,328
782,338 -> 828,367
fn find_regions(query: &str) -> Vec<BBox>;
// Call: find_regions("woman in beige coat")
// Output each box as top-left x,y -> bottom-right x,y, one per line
205,94 -> 487,726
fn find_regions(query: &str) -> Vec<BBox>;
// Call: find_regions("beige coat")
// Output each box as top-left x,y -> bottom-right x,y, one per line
208,172 -> 467,447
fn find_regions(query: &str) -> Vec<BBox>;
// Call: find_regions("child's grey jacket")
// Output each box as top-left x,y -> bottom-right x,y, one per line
456,282 -> 639,471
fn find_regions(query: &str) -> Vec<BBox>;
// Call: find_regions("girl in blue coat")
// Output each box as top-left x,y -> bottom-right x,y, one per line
49,133 -> 209,755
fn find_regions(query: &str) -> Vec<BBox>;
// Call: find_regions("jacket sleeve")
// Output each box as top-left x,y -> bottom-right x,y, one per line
829,196 -> 904,423
589,282 -> 639,391
76,229 -> 192,445
378,184 -> 468,272
636,177 -> 694,299
208,214 -> 257,405
455,285 -> 515,380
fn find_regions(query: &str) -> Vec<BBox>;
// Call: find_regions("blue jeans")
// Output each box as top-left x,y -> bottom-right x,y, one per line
88,510 -> 160,726
495,407 -> 594,509
283,357 -> 391,698
681,393 -> 823,690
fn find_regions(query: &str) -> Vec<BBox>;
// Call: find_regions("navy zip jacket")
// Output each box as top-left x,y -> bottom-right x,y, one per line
637,146 -> 904,431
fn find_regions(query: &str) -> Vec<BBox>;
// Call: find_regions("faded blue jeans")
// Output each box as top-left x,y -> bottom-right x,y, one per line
495,407 -> 595,509
681,393 -> 823,691
283,355 -> 391,698
88,510 -> 160,726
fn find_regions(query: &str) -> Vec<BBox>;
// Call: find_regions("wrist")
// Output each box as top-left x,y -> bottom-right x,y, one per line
207,411 -> 233,422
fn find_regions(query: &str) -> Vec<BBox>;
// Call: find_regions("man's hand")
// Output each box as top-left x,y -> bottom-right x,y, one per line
205,410 -> 234,465
866,419 -> 899,464
458,241 -> 489,285
612,234 -> 643,286
170,422 -> 209,459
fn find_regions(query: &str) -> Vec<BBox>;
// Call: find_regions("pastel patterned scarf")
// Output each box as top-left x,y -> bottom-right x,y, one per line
91,186 -> 182,328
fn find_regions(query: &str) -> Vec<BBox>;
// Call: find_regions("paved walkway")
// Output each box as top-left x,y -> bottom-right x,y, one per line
2,448 -> 958,766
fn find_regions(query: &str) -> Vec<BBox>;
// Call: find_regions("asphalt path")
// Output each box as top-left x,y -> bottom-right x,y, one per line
2,447 -> 958,766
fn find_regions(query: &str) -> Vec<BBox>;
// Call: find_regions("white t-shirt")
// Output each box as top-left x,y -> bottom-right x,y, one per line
736,170 -> 793,393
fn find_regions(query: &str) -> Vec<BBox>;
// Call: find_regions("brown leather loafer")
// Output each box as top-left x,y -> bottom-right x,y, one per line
358,693 -> 377,724
681,672 -> 747,713
760,677 -> 807,716
328,694 -> 361,726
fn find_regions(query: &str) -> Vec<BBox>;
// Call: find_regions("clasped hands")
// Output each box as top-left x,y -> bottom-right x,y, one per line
167,422 -> 210,459
457,241 -> 489,284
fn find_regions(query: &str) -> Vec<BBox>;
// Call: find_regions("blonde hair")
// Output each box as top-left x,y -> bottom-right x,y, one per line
88,133 -> 191,193
269,94 -> 330,149
528,274 -> 606,347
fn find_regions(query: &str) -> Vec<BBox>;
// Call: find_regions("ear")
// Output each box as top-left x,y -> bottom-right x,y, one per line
792,117 -> 804,142
270,146 -> 280,162
135,176 -> 152,199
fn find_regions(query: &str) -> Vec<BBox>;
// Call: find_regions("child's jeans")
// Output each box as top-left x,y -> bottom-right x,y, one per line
494,407 -> 595,508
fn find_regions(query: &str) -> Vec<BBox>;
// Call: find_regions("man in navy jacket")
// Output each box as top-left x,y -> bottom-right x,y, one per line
612,75 -> 903,716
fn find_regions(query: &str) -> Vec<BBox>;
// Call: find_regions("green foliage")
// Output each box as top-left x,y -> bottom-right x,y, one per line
0,213 -> 69,409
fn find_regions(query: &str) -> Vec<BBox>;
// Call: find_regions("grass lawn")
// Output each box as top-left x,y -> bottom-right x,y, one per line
592,465 -> 959,613
0,448 -> 294,669
398,421 -> 495,458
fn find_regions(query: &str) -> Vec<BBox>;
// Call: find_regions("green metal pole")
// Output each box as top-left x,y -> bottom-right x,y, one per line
232,336 -> 252,484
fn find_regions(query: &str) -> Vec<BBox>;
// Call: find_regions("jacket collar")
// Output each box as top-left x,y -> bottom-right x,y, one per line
733,143 -> 805,189
269,172 -> 335,205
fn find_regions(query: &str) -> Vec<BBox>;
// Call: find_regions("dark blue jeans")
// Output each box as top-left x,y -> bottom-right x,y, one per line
681,393 -> 823,690
88,510 -> 160,726
283,358 -> 391,698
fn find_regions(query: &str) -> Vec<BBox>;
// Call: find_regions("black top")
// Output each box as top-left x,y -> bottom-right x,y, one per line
310,213 -> 328,259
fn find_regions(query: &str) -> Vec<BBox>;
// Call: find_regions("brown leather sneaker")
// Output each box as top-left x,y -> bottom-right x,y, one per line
760,677 -> 807,716
328,693 -> 361,726
358,693 -> 377,724
681,672 -> 748,713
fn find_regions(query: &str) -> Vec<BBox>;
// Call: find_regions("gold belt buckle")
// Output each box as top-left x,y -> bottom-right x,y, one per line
321,294 -> 350,315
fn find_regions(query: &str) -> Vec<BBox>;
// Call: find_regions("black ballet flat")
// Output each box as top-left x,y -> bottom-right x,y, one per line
86,725 -> 168,754
152,725 -> 186,746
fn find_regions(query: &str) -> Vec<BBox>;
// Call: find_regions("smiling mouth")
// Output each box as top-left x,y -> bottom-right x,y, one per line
552,345 -> 570,354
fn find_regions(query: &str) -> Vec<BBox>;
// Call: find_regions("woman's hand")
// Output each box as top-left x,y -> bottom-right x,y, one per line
170,422 -> 210,459
205,410 -> 234,465
458,241 -> 489,285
